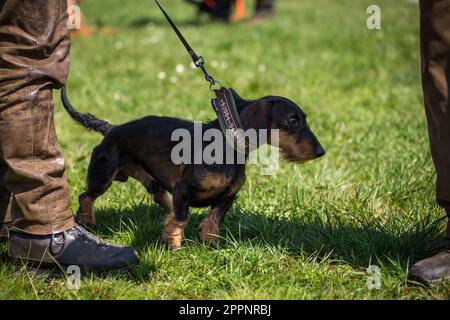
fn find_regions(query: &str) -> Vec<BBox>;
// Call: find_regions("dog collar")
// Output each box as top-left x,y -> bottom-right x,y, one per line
212,87 -> 248,153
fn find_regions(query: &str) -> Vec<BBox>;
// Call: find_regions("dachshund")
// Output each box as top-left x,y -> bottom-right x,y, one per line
61,87 -> 325,249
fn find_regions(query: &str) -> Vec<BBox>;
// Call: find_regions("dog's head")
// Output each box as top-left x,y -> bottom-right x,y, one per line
232,89 -> 325,163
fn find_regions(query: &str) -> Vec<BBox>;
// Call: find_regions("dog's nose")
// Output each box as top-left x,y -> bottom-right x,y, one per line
315,144 -> 325,158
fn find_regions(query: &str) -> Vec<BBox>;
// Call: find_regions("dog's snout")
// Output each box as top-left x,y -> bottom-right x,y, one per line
315,144 -> 325,158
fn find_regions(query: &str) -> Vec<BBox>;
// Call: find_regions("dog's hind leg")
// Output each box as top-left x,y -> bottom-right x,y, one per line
77,145 -> 120,227
153,185 -> 174,214
121,165 -> 187,250
119,164 -> 174,213
198,195 -> 236,247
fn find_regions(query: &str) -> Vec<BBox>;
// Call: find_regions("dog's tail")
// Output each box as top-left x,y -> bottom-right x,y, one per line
61,86 -> 112,135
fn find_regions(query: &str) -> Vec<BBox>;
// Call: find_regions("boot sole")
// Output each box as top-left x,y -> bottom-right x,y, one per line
2,253 -> 136,278
408,273 -> 450,286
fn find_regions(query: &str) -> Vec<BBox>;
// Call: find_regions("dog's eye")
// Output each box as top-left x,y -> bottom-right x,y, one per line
289,115 -> 299,125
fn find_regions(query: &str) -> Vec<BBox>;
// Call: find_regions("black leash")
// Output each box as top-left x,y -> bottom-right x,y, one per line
155,0 -> 216,87
154,0 -> 249,152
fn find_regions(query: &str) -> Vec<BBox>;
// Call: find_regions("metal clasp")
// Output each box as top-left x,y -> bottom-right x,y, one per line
195,56 -> 217,86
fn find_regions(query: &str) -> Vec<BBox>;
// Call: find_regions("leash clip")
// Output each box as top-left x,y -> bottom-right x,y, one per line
195,56 -> 216,86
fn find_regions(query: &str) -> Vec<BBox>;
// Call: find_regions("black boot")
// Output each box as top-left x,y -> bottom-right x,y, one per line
7,225 -> 139,274
408,210 -> 450,284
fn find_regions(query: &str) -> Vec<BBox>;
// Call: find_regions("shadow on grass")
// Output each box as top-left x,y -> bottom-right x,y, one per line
1,203 -> 441,282
92,202 -> 447,271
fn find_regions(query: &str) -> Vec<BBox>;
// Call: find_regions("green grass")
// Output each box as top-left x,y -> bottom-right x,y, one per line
1,0 -> 450,299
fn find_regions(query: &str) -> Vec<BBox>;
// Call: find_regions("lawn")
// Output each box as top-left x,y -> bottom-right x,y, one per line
1,0 -> 450,299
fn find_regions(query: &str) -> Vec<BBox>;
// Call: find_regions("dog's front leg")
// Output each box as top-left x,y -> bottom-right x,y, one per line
198,195 -> 236,248
162,182 -> 192,250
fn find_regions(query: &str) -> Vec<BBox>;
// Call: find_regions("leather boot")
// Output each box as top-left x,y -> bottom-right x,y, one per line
7,225 -> 139,273
408,210 -> 450,284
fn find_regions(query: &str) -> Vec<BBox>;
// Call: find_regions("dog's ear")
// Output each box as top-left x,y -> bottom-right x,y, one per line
230,88 -> 245,104
230,88 -> 256,112
240,98 -> 273,130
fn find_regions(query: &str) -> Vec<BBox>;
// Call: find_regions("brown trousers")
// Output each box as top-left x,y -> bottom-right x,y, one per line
420,0 -> 450,214
0,0 -> 75,235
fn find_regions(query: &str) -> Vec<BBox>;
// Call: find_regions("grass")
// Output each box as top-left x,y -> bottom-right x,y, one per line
1,0 -> 450,299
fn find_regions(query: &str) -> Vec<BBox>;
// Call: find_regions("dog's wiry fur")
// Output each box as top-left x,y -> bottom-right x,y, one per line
61,87 -> 325,249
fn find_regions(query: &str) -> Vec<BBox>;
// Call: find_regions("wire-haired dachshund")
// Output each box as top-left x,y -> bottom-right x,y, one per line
61,87 -> 325,249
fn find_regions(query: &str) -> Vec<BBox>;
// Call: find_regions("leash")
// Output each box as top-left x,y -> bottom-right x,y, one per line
154,0 -> 249,153
155,0 -> 216,86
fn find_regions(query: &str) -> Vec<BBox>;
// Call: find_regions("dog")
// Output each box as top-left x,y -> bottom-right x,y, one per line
61,87 -> 325,249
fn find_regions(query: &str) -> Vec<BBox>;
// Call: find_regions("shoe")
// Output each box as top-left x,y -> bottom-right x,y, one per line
7,225 -> 139,273
408,211 -> 450,285
409,248 -> 450,285
408,223 -> 450,285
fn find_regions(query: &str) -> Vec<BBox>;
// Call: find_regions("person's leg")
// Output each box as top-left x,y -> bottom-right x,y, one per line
232,0 -> 246,22
446,210 -> 450,240
421,1 -> 450,211
196,0 -> 233,22
252,0 -> 275,21
0,0 -> 139,272
0,0 -> 75,235
0,162 -> 10,242
409,0 -> 450,284
67,0 -> 93,36
211,0 -> 233,22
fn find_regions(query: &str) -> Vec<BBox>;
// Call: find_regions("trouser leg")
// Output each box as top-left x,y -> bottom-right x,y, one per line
0,0 -> 75,235
0,162 -> 10,240
255,0 -> 275,15
0,161 -> 10,220
446,209 -> 450,239
213,0 -> 232,21
420,0 -> 450,211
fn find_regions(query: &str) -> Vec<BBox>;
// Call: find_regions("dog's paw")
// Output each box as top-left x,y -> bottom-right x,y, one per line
197,231 -> 218,248
162,214 -> 186,250
198,218 -> 220,248
162,235 -> 183,251
164,241 -> 184,251
76,212 -> 97,227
